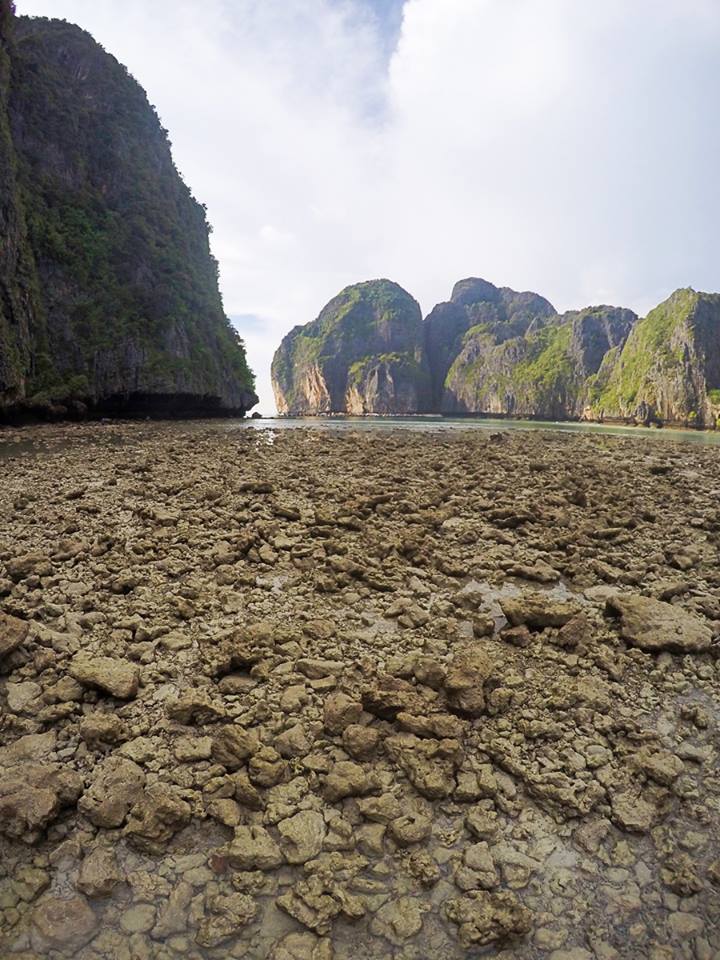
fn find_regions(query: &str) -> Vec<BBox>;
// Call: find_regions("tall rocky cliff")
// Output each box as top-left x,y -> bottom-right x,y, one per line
0,6 -> 256,419
424,278 -> 556,410
444,303 -> 637,418
272,280 -> 430,415
272,277 -> 720,428
588,289 -> 720,428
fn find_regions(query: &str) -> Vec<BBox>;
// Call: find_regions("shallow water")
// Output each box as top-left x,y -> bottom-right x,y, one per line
3,416 -> 720,465
242,415 -> 720,445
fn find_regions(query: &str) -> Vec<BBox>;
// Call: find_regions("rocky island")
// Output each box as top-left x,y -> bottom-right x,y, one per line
0,5 -> 256,421
273,279 -> 720,429
0,419 -> 719,959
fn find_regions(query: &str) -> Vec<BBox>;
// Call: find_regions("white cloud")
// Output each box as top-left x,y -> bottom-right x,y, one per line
16,0 -> 720,412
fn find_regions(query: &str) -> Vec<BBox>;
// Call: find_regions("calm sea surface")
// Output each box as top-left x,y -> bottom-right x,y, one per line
241,415 -> 720,446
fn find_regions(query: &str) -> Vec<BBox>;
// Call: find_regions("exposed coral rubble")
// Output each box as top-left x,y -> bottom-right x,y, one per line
0,421 -> 719,959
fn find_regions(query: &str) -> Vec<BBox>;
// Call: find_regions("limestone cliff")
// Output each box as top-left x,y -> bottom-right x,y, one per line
424,278 -> 556,409
444,305 -> 637,418
0,1 -> 39,406
589,288 -> 720,428
0,8 -> 256,419
272,280 -> 429,415
271,276 -> 720,428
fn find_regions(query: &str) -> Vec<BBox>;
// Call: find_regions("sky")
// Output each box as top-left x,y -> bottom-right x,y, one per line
17,0 -> 720,413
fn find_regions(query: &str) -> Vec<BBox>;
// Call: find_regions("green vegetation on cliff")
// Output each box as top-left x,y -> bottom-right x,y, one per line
513,321 -> 574,391
591,289 -> 698,418
0,9 -> 255,417
272,279 -> 429,415
272,275 -> 720,429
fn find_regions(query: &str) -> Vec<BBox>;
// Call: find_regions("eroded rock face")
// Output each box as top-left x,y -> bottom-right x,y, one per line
589,288 -> 720,427
271,279 -> 430,415
272,276 -> 720,426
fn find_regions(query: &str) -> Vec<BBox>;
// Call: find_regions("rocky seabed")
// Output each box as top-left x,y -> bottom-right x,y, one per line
0,421 -> 718,960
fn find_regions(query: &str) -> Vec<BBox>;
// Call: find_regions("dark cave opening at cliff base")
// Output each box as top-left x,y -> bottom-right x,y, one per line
0,393 -> 254,424
93,393 -> 253,420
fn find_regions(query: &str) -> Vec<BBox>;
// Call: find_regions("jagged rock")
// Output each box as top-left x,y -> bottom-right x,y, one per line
323,692 -> 364,734
661,853 -> 704,896
230,770 -> 264,810
211,724 -> 260,769
384,734 -> 460,799
278,810 -> 327,864
0,611 -> 29,658
76,846 -> 125,898
445,890 -> 532,947
500,593 -> 579,629
362,675 -> 432,720
633,747 -> 684,786
6,680 -> 41,712
388,811 -> 432,847
124,782 -> 191,853
78,713 -> 128,746
357,794 -> 403,824
323,761 -> 377,802
152,881 -> 194,939
395,711 -> 465,740
609,789 -> 657,833
444,646 -> 496,717
78,756 -> 146,828
6,552 -> 52,581
277,875 -> 365,935
0,766 -> 80,843
249,745 -> 287,786
175,735 -> 213,762
69,654 -> 140,699
465,808 -> 499,840
370,896 -> 423,945
459,842 -> 499,890
225,825 -> 283,870
276,723 -> 313,758
195,893 -> 257,948
606,594 -> 713,653
166,689 -> 226,724
341,724 -> 380,759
